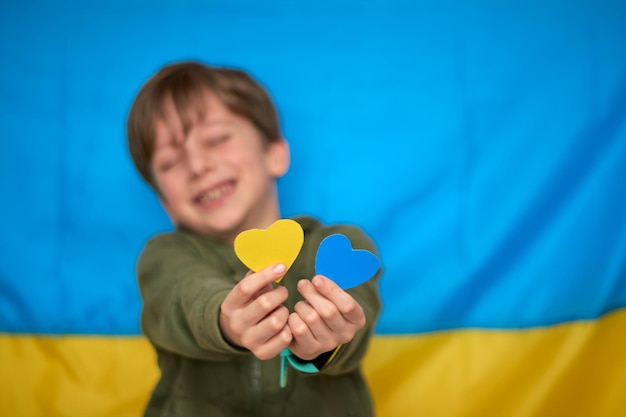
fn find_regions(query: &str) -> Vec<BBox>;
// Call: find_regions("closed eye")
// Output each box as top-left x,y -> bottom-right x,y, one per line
155,140 -> 183,172
204,134 -> 230,147
158,157 -> 180,172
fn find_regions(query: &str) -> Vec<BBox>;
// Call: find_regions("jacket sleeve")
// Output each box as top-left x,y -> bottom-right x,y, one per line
316,225 -> 383,376
137,233 -> 247,361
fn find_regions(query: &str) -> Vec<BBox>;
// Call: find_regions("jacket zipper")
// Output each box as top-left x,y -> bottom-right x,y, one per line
250,356 -> 263,417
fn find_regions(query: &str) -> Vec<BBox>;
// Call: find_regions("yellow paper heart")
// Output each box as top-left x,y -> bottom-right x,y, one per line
234,219 -> 304,283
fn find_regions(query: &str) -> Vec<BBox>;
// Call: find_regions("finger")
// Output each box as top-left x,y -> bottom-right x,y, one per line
251,326 -> 292,360
228,264 -> 287,308
248,312 -> 292,360
248,285 -> 289,324
244,270 -> 272,300
251,281 -> 274,301
221,280 -> 287,337
296,279 -> 347,331
243,304 -> 289,346
288,312 -> 320,359
292,300 -> 332,342
288,311 -> 314,342
311,275 -> 365,325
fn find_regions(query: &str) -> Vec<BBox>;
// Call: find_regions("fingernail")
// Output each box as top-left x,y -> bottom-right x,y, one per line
274,264 -> 286,274
297,279 -> 307,290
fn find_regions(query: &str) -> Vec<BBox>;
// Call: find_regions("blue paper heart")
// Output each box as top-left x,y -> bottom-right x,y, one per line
315,234 -> 380,290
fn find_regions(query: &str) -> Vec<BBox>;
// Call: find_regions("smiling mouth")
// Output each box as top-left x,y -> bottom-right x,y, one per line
195,181 -> 235,206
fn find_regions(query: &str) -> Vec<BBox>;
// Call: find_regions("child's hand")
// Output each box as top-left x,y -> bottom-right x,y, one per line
220,264 -> 292,360
288,275 -> 366,361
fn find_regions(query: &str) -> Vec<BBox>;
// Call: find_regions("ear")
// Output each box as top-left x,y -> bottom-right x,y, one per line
267,138 -> 290,178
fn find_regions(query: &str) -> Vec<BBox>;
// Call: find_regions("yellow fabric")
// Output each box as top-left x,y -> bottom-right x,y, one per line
363,308 -> 626,417
0,336 -> 158,417
1,308 -> 625,417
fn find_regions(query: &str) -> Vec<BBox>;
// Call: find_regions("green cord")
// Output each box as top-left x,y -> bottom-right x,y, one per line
279,348 -> 320,388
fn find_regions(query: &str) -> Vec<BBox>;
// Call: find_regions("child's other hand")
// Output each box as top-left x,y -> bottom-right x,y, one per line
220,264 -> 292,360
288,275 -> 366,361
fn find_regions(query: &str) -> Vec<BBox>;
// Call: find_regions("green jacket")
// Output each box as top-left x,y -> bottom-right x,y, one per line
137,216 -> 382,417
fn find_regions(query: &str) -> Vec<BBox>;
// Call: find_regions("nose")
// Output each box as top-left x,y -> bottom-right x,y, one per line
185,137 -> 213,178
188,152 -> 209,178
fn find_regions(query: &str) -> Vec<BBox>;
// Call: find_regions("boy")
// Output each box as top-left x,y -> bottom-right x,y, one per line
127,61 -> 382,416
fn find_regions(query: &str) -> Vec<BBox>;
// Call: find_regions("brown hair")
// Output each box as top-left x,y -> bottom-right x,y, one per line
126,61 -> 282,190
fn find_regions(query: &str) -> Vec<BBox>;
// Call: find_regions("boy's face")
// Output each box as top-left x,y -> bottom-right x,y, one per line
151,91 -> 289,243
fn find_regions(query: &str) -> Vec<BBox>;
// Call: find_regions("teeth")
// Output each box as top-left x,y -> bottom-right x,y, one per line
198,184 -> 231,204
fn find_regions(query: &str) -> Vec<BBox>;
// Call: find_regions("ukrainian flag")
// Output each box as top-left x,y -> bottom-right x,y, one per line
1,1 -> 625,416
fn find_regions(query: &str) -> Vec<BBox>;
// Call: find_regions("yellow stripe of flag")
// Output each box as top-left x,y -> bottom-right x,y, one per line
2,308 -> 625,416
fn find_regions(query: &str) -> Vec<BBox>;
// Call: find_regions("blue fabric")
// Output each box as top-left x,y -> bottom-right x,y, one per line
1,0 -> 625,335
